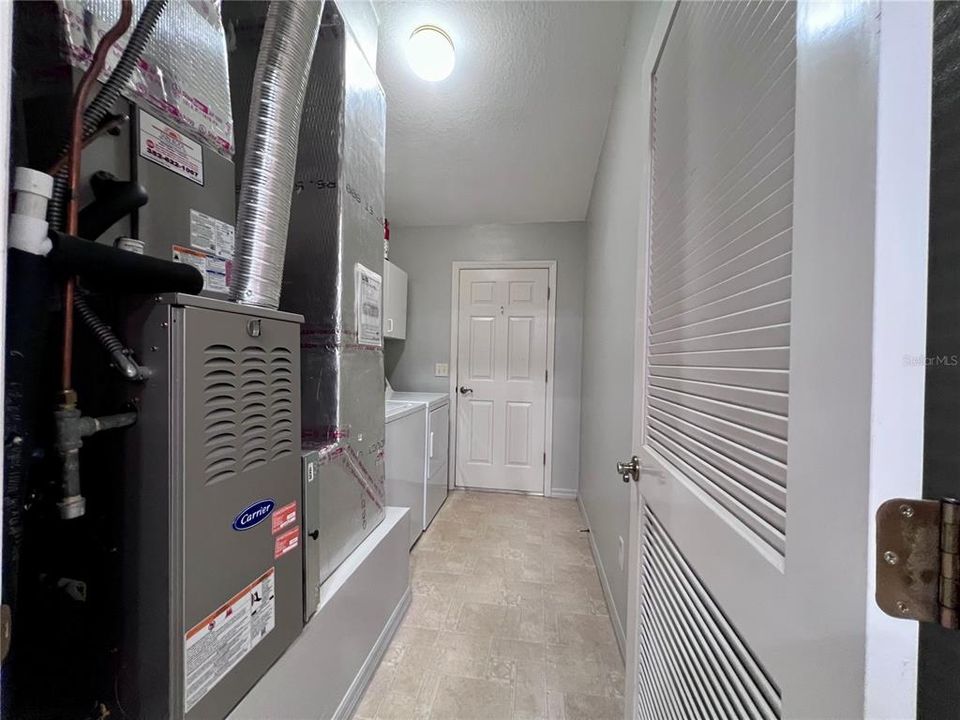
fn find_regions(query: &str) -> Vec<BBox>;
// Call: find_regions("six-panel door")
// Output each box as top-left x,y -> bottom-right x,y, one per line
455,268 -> 549,493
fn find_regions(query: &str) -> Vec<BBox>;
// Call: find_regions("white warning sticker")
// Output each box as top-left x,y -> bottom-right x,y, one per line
184,568 -> 275,713
138,108 -> 204,185
355,263 -> 382,347
190,209 -> 235,260
172,245 -> 231,293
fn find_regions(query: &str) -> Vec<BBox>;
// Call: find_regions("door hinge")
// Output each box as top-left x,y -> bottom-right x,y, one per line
545,369 -> 549,383
876,497 -> 960,629
547,286 -> 551,300
543,452 -> 547,466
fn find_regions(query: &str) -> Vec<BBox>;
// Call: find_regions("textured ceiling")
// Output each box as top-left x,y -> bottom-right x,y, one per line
376,1 -> 631,227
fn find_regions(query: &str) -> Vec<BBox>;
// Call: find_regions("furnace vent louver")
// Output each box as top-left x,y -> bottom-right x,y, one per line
636,508 -> 781,720
201,343 -> 295,483
240,346 -> 269,471
268,347 -> 294,461
203,344 -> 239,484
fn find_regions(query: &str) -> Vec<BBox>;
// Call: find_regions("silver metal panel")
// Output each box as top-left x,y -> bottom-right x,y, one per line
135,111 -> 237,299
158,292 -> 304,324
119,297 -> 178,718
302,442 -> 381,617
121,296 -> 304,719
302,450 -> 322,622
180,304 -> 303,720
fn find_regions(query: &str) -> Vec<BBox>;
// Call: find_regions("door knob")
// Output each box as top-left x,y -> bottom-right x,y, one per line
459,386 -> 474,395
617,456 -> 640,483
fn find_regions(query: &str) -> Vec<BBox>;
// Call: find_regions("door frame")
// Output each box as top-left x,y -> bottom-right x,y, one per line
625,2 -> 931,719
448,261 -> 558,497
625,5 -> 674,717
0,0 -> 11,675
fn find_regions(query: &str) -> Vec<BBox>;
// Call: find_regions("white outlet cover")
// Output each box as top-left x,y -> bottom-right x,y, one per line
435,362 -> 449,377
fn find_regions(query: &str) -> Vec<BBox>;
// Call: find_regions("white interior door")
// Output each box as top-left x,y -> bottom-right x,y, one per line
624,2 -> 931,719
455,268 -> 549,493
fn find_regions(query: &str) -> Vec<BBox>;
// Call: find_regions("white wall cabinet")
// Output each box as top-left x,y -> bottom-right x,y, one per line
383,260 -> 408,340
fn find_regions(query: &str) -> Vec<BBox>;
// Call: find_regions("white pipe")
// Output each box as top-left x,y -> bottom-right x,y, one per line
8,167 -> 54,256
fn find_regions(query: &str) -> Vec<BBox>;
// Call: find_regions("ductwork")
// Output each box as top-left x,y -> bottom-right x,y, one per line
230,1 -> 324,309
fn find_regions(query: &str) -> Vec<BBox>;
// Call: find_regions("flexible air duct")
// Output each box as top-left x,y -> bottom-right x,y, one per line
230,0 -> 324,309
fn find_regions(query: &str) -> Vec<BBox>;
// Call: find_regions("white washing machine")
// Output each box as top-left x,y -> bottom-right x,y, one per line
385,401 -> 426,548
388,392 -> 450,531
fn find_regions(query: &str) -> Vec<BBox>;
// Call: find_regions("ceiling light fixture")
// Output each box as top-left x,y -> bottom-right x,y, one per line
407,25 -> 455,82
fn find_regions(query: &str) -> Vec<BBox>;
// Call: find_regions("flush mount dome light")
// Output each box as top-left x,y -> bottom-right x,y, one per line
407,25 -> 455,82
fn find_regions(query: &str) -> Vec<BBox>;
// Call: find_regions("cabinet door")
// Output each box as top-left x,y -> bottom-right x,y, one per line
383,260 -> 408,339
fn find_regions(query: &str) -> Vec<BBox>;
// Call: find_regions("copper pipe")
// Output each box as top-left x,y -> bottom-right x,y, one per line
61,1 -> 133,394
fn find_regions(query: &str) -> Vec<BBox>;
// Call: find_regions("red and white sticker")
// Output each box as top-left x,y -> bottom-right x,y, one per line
274,527 -> 300,559
139,108 -> 204,185
271,501 -> 297,534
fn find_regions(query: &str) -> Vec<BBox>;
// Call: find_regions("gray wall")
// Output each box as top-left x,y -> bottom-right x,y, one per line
579,2 -> 661,643
384,222 -> 586,493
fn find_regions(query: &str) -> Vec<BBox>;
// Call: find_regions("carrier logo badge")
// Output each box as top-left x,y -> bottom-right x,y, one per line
232,499 -> 275,531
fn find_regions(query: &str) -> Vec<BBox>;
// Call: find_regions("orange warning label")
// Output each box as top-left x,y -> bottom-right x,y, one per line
274,526 -> 300,559
271,501 -> 297,534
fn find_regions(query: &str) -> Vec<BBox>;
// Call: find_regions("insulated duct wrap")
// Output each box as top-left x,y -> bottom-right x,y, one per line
230,1 -> 323,310
283,5 -> 387,568
56,0 -> 234,155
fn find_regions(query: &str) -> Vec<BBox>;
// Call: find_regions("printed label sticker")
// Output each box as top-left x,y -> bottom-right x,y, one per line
138,108 -> 204,185
190,209 -> 235,259
271,501 -> 297,535
274,527 -> 300,559
172,245 -> 231,293
355,263 -> 382,347
184,568 -> 275,713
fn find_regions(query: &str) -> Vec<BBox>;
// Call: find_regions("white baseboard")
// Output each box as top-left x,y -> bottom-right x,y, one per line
577,495 -> 626,662
549,487 -> 578,499
333,585 -> 412,720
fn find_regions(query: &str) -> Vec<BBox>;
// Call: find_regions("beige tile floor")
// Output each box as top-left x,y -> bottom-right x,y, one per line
353,490 -> 624,720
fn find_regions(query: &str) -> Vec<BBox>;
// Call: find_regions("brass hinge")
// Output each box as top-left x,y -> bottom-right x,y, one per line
876,497 -> 960,629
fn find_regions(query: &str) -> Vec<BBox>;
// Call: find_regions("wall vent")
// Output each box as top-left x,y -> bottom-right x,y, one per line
636,507 -> 781,720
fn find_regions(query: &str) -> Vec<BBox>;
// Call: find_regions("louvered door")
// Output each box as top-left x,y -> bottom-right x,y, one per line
626,2 -> 932,718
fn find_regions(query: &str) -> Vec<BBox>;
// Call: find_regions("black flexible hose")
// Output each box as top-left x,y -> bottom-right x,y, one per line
47,0 -> 168,232
73,291 -> 142,380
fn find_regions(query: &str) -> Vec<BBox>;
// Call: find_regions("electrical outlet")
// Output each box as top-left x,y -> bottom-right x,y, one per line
618,536 -> 625,571
435,362 -> 449,377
